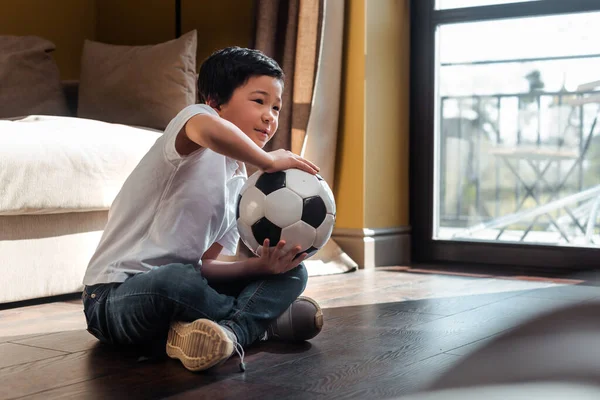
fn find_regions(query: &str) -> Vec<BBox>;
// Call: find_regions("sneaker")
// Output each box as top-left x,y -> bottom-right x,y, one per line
264,296 -> 324,342
166,319 -> 245,372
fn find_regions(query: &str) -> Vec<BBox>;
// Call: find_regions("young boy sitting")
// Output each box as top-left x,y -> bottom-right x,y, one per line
81,46 -> 324,373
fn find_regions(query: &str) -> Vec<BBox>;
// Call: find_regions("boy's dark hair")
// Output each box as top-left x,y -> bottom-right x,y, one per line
198,46 -> 284,107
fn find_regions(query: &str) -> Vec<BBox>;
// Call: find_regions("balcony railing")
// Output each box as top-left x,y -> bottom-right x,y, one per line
438,87 -> 600,245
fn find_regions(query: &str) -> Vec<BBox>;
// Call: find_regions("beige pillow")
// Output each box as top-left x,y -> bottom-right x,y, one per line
78,30 -> 197,130
0,35 -> 69,119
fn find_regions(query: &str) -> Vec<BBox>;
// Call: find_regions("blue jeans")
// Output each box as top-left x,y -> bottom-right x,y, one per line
82,263 -> 308,351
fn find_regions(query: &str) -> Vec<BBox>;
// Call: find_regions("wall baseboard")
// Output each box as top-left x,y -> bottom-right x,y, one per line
332,226 -> 411,269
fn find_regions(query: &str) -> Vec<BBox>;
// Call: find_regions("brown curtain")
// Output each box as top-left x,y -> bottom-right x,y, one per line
242,0 -> 356,276
251,0 -> 323,155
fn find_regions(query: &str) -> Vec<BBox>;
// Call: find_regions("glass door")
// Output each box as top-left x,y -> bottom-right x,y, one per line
410,0 -> 600,270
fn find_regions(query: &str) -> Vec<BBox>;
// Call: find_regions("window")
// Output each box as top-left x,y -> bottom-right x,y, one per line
410,0 -> 600,270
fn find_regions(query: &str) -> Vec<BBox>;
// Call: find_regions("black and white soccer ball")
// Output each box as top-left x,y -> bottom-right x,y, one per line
236,169 -> 336,259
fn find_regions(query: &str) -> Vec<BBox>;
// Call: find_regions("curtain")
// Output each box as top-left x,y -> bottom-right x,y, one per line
246,0 -> 356,276
252,0 -> 321,155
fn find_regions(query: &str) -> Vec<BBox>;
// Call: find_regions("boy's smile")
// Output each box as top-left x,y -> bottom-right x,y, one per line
215,75 -> 283,148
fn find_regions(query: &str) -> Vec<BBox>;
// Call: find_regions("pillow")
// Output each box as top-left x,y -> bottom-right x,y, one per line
78,30 -> 197,130
0,35 -> 69,119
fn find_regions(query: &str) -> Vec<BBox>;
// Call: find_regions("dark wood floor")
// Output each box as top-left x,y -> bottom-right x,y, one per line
1,266 -> 599,400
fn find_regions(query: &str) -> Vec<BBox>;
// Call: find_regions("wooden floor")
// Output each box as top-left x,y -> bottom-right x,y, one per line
1,266 -> 599,400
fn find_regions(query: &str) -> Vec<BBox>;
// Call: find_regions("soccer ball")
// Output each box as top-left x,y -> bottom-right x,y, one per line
236,169 -> 336,259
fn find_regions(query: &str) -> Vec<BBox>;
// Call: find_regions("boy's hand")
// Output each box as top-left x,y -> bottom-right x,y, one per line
256,239 -> 308,274
265,149 -> 319,175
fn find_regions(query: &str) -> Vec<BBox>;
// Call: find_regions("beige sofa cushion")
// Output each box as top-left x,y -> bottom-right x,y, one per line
0,115 -> 161,216
78,30 -> 198,130
0,35 -> 69,119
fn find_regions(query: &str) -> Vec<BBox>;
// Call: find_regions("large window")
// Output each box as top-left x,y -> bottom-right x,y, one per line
410,0 -> 600,270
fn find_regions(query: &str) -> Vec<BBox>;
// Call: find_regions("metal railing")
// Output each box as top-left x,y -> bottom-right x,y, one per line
438,88 -> 600,242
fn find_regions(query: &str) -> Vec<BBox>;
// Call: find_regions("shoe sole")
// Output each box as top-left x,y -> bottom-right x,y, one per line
166,319 -> 233,372
298,295 -> 324,332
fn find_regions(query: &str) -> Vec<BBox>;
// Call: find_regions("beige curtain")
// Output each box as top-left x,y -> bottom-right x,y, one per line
246,0 -> 356,276
299,0 -> 355,276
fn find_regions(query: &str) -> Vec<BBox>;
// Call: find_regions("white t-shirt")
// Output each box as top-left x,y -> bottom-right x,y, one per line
82,104 -> 247,285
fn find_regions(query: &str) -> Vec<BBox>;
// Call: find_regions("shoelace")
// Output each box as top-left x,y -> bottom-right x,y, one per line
233,341 -> 246,372
222,325 -> 246,372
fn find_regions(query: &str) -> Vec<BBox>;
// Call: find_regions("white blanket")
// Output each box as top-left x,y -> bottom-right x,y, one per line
0,115 -> 162,215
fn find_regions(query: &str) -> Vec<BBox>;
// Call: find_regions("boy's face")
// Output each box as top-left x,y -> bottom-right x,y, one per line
216,75 -> 283,148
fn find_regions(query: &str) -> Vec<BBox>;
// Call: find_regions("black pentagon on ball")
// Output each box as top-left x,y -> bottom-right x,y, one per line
315,174 -> 324,181
301,196 -> 327,228
236,194 -> 242,220
255,171 -> 286,195
305,246 -> 319,257
294,246 -> 319,260
252,217 -> 281,247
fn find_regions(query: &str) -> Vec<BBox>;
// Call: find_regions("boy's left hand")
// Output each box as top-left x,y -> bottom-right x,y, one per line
256,239 -> 308,274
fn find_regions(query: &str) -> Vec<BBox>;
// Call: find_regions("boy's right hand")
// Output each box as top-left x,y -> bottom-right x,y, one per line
265,149 -> 319,175
256,239 -> 308,275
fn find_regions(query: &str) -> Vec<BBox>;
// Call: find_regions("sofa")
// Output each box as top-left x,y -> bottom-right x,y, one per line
0,31 -> 199,304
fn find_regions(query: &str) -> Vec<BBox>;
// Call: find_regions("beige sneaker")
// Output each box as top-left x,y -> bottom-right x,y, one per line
264,296 -> 324,342
166,318 -> 244,372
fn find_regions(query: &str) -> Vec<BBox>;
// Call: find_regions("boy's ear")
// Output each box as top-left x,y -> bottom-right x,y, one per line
207,98 -> 220,110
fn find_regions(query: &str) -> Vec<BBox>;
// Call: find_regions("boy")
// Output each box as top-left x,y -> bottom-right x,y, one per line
81,47 -> 323,373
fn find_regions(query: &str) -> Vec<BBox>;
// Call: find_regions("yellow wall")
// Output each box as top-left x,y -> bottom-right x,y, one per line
0,0 -> 96,79
0,0 -> 254,79
334,0 -> 410,230
96,0 -> 255,68
96,0 -> 174,46
182,0 -> 255,68
364,0 -> 410,228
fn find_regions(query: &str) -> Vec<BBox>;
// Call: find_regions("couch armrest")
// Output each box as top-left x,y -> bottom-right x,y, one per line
62,80 -> 79,117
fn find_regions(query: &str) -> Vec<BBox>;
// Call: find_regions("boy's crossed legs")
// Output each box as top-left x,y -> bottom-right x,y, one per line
82,263 -> 322,372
